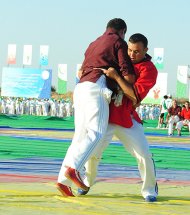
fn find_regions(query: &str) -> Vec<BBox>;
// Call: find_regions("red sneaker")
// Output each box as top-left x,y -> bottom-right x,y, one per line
65,167 -> 89,191
56,182 -> 75,197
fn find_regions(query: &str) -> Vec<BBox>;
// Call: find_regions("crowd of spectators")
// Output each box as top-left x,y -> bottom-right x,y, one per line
0,95 -> 189,136
0,97 -> 74,118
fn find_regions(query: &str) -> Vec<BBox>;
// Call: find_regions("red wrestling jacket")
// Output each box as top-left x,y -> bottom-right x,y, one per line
109,54 -> 158,128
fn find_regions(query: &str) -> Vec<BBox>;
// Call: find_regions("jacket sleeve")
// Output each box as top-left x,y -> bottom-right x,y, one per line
133,61 -> 158,102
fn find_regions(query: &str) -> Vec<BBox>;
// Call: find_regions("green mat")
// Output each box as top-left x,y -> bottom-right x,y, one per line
0,135 -> 189,170
0,114 -> 75,129
0,114 -> 190,170
0,114 -> 189,135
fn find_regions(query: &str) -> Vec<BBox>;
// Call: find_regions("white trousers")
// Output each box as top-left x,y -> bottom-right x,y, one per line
176,119 -> 190,131
168,115 -> 180,134
84,120 -> 158,198
58,75 -> 112,186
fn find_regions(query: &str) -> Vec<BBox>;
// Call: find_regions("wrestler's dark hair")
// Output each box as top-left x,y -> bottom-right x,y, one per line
129,33 -> 148,48
106,18 -> 127,33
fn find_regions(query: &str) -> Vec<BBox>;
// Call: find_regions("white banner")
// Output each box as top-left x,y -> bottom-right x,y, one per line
58,64 -> 67,81
58,64 -> 67,94
142,73 -> 168,104
177,65 -> 188,84
7,44 -> 17,64
176,65 -> 188,98
23,45 -> 32,65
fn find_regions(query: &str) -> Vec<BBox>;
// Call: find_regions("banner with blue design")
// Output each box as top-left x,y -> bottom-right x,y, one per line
76,64 -> 82,84
1,67 -> 52,98
154,48 -> 164,70
40,45 -> 49,66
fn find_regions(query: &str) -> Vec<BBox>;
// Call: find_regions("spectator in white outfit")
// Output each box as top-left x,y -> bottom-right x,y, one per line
157,95 -> 168,128
165,94 -> 172,109
167,100 -> 181,136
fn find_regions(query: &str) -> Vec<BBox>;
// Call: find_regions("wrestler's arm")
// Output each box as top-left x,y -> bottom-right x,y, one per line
101,67 -> 137,105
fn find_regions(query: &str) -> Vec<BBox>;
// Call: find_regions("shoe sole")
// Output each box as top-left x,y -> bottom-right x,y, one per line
56,183 -> 75,197
65,169 -> 89,191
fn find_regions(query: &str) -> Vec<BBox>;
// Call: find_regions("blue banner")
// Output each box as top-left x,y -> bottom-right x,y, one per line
1,67 -> 52,98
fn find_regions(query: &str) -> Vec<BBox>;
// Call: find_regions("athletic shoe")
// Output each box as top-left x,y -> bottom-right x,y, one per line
77,187 -> 90,196
56,182 -> 75,197
145,195 -> 157,202
65,167 -> 89,191
168,134 -> 173,136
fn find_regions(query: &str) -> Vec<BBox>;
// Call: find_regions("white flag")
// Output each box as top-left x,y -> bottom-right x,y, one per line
23,45 -> 32,65
7,44 -> 16,64
58,64 -> 67,94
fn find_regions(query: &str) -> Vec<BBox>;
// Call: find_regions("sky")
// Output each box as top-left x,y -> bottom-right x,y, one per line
0,0 -> 190,96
